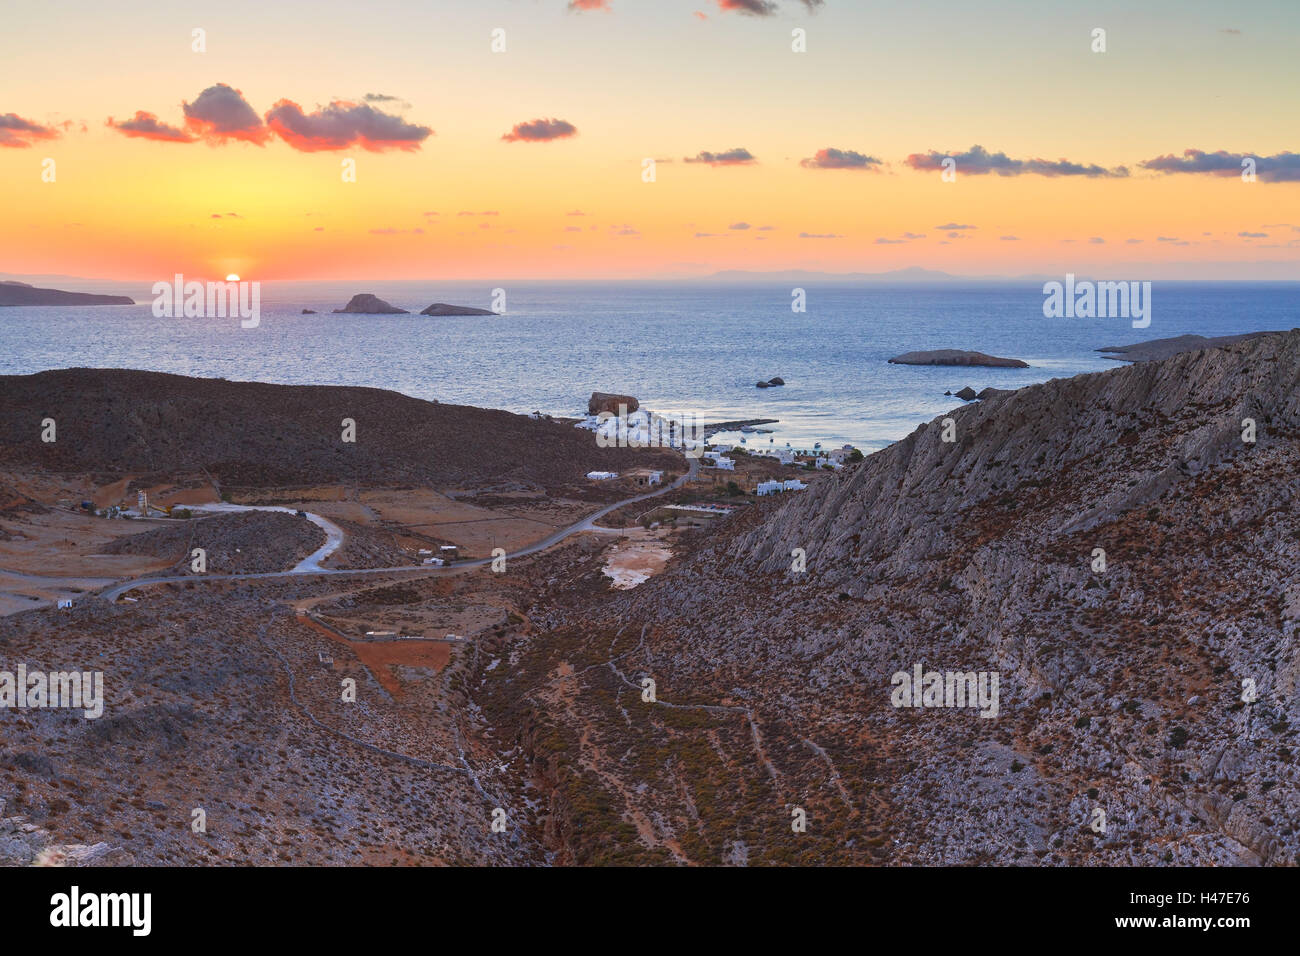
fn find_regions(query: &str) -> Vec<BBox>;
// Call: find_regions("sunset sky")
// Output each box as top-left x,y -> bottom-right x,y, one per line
2,0 -> 1298,280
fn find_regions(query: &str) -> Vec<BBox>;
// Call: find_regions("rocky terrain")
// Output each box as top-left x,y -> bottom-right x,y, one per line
0,333 -> 1295,867
101,511 -> 324,574
479,330 -> 1299,865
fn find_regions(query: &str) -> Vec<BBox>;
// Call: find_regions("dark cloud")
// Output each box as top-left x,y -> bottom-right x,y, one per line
800,147 -> 882,170
107,111 -> 194,143
183,83 -> 269,144
935,222 -> 976,230
683,147 -> 755,166
569,0 -> 612,9
716,0 -> 779,14
501,117 -> 578,142
0,112 -> 59,148
265,99 -> 432,152
729,222 -> 751,230
799,232 -> 841,239
1140,148 -> 1300,182
906,143 -> 1127,178
1238,231 -> 1268,238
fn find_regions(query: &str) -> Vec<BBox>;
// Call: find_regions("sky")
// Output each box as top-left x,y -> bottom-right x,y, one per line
2,0 -> 1298,281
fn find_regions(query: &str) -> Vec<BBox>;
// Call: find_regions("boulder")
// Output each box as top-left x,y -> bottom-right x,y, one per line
756,381 -> 771,388
588,392 -> 639,416
954,386 -> 978,401
888,349 -> 1028,368
301,309 -> 316,314
767,377 -> 785,386
420,303 -> 496,316
331,294 -> 408,314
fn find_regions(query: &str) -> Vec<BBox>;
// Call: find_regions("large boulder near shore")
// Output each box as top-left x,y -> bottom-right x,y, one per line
589,392 -> 639,416
954,386 -> 978,401
889,349 -> 1028,368
332,294 -> 408,314
420,303 -> 496,316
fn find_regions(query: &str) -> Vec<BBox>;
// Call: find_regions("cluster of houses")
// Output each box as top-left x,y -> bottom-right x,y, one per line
702,442 -> 856,472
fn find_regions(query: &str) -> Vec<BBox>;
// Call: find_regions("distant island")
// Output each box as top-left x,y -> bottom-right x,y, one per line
888,349 -> 1028,368
328,294 -> 496,316
0,280 -> 134,307
420,303 -> 496,316
332,294 -> 409,314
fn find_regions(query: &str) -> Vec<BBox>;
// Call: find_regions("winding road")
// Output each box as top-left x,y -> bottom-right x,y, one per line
99,456 -> 698,602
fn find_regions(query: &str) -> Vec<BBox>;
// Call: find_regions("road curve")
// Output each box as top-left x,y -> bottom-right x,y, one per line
100,456 -> 699,602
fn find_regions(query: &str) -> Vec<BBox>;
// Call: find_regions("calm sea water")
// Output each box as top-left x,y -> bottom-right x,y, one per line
2,280 -> 1296,451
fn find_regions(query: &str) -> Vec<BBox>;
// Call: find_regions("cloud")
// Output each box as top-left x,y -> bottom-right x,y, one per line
800,147 -> 882,170
183,83 -> 269,144
1140,148 -> 1300,182
1220,27 -> 1242,34
694,232 -> 722,238
874,238 -> 903,244
567,209 -> 586,216
716,0 -> 779,14
210,212 -> 242,219
0,112 -> 59,148
369,227 -> 425,235
729,222 -> 751,230
1157,236 -> 1179,242
906,144 -> 1128,178
501,117 -> 577,142
107,111 -> 194,143
569,0 -> 612,9
363,93 -> 411,110
683,147 -> 756,166
1089,237 -> 1105,244
1238,231 -> 1268,238
935,222 -> 976,230
1126,238 -> 1143,244
799,232 -> 842,239
265,99 -> 432,152
999,235 -> 1019,241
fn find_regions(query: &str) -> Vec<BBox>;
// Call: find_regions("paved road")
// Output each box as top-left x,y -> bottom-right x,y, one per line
100,455 -> 699,602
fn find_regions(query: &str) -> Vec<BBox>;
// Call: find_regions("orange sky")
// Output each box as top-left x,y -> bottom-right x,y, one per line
2,0 -> 1297,280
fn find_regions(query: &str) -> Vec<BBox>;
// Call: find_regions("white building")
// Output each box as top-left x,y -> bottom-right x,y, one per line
709,457 -> 735,471
756,479 -> 808,496
586,471 -> 619,480
647,471 -> 663,485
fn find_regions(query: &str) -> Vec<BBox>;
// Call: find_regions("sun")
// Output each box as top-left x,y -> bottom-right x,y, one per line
225,273 -> 240,282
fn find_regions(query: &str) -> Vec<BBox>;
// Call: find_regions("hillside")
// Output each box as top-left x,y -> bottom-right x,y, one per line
0,368 -> 677,493
482,330 -> 1300,865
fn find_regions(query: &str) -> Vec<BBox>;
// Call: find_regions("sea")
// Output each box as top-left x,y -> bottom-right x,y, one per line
1,279 -> 1296,452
